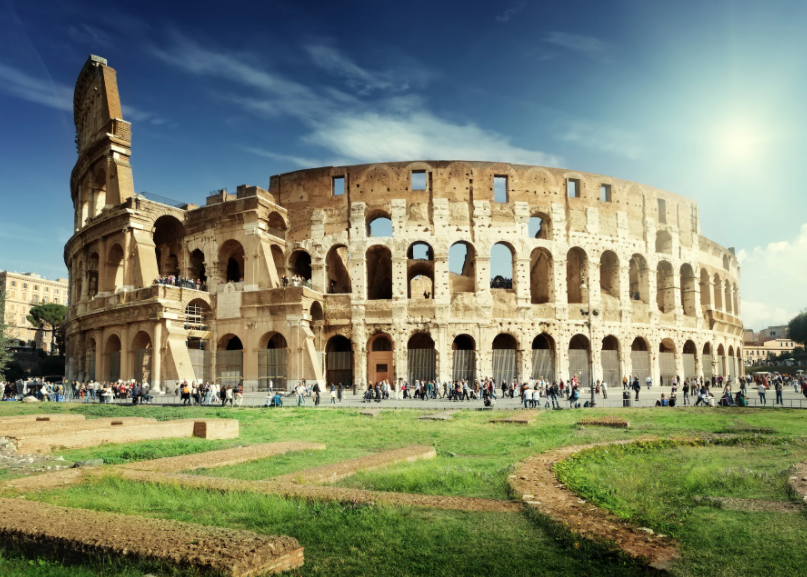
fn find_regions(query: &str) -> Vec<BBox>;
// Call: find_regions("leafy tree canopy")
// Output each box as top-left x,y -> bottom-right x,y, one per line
27,303 -> 67,354
0,291 -> 12,380
787,310 -> 807,347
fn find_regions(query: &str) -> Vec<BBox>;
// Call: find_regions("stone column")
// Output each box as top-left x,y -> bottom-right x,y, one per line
120,323 -> 130,381
311,262 -> 326,293
433,254 -> 449,302
152,321 -> 162,392
122,228 -> 131,289
515,256 -> 530,306
392,255 -> 407,299
210,336 -> 218,391
436,323 -> 450,384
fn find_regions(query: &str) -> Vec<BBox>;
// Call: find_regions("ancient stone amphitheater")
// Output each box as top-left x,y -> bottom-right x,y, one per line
64,55 -> 743,392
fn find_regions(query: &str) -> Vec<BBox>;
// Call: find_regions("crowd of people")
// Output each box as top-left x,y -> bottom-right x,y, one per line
154,275 -> 206,291
174,381 -> 244,406
281,275 -> 311,288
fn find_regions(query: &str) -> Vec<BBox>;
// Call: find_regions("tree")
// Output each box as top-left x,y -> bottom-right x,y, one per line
0,290 -> 13,380
788,310 -> 807,348
27,303 -> 67,354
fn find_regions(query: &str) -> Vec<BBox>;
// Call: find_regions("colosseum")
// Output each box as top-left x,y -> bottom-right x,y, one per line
64,55 -> 744,393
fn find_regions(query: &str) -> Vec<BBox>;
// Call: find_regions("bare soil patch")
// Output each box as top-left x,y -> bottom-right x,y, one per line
510,440 -> 679,571
0,497 -> 303,576
790,460 -> 807,503
273,445 -> 436,484
112,469 -> 522,513
418,412 -> 455,421
0,414 -> 85,424
358,409 -> 383,417
490,410 -> 539,425
577,417 -> 629,429
0,417 -> 156,438
123,442 -> 326,473
693,496 -> 803,513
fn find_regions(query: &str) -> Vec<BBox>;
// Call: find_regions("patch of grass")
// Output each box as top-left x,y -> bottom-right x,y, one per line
190,447 -> 368,479
56,437 -> 244,465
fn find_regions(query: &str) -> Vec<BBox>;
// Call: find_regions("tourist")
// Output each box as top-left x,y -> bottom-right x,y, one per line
632,377 -> 641,402
682,380 -> 690,406
758,381 -> 767,405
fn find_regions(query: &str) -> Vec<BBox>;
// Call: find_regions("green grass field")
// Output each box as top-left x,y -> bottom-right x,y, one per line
1,403 -> 806,576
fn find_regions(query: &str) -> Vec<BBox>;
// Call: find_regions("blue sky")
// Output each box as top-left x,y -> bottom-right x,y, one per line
1,0 -> 806,329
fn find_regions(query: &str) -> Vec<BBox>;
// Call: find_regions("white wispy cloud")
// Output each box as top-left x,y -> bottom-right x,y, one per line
496,1 -> 528,23
0,63 -> 72,111
559,120 -> 644,159
544,32 -> 607,60
67,23 -> 113,48
737,223 -> 807,329
242,147 -> 325,168
151,33 -> 561,167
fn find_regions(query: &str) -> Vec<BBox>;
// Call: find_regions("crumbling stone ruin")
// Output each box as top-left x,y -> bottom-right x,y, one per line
64,55 -> 743,392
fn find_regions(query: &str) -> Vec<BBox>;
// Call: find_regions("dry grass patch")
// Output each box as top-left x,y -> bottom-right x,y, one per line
577,416 -> 630,429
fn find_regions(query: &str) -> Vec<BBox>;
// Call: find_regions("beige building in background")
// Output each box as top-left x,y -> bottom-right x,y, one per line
63,55 -> 744,392
744,338 -> 798,364
0,271 -> 69,351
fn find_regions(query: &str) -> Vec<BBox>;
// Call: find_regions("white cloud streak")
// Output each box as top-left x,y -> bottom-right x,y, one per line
544,32 -> 607,59
67,24 -> 113,48
496,1 -> 528,23
154,33 -> 561,168
559,120 -> 644,159
0,63 -> 72,111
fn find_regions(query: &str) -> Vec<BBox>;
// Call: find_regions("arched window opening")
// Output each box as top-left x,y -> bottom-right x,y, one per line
490,243 -> 515,289
105,334 -> 122,382
325,336 -> 353,387
289,250 -> 312,281
566,247 -> 588,304
724,282 -> 733,315
629,254 -> 649,303
599,250 -> 619,300
713,274 -> 724,310
185,299 -> 211,330
409,274 -> 433,299
268,212 -> 288,238
368,334 -> 393,386
223,335 -> 243,350
528,213 -> 552,240
259,332 -> 288,391
702,342 -> 714,381
87,253 -> 99,297
153,215 -> 186,277
310,301 -> 324,321
219,240 -> 245,283
601,335 -> 621,386
189,249 -> 207,284
106,244 -> 125,293
407,242 -> 433,260
531,333 -> 555,381
449,241 -> 475,293
630,337 -> 650,384
683,339 -> 697,380
367,214 -> 392,237
722,254 -> 730,270
452,334 -> 476,383
568,334 -> 590,387
131,331 -> 153,385
680,264 -> 696,316
659,338 -> 676,384
530,248 -> 553,304
85,337 -> 97,381
366,246 -> 393,300
655,230 -> 673,254
656,261 -> 675,313
408,333 -> 436,383
326,245 -> 351,294
717,344 -> 727,377
699,268 -> 711,308
492,333 -> 518,384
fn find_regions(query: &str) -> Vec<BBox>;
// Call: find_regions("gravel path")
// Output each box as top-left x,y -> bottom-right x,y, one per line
0,497 -> 303,576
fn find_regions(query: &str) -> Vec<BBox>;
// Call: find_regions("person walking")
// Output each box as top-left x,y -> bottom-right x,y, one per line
758,381 -> 767,405
774,379 -> 783,405
632,377 -> 641,402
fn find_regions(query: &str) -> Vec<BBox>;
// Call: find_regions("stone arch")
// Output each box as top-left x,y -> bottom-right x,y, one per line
655,229 -> 673,254
449,241 -> 476,293
656,260 -> 675,313
528,210 -> 552,240
407,241 -> 434,260
658,337 -> 677,385
531,333 -> 556,381
724,281 -> 733,315
185,298 -> 211,330
492,333 -> 519,384
258,332 -> 287,390
530,247 -> 553,304
408,261 -> 434,299
452,334 -> 476,383
699,268 -> 711,307
289,249 -> 312,280
680,263 -> 696,316
682,339 -> 697,380
219,334 -> 244,350
104,333 -> 122,382
310,301 -> 324,321
629,254 -> 650,303
716,343 -> 727,376
131,330 -> 153,384
153,215 -> 186,276
189,249 -> 206,283
491,242 -> 516,289
268,211 -> 288,236
722,254 -> 730,270
566,247 -> 588,304
713,273 -> 724,310
599,250 -> 620,300
366,209 -> 392,237
407,332 -> 436,383
568,334 -> 591,386
630,336 -> 651,383
219,239 -> 245,283
601,334 -> 621,386
368,333 -> 393,386
325,244 -> 351,294
366,245 -> 392,300
325,335 -> 353,386
105,243 -> 125,293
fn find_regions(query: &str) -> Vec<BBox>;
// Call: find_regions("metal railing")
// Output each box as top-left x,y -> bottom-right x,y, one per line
137,192 -> 187,209
207,188 -> 228,197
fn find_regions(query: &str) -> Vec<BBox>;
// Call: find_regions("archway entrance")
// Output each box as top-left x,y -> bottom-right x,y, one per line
630,338 -> 650,384
408,333 -> 436,383
683,340 -> 697,379
492,334 -> 518,384
368,334 -> 393,386
132,331 -> 153,385
452,335 -> 476,382
659,339 -> 677,384
531,334 -> 555,381
105,335 -> 122,382
568,334 -> 591,387
217,335 -> 243,388
326,336 -> 353,386
702,343 -> 713,381
601,335 -> 621,386
258,333 -> 287,391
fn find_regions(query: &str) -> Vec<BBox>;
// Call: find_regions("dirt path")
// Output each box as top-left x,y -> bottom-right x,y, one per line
273,445 -> 436,484
509,440 -> 679,571
123,442 -> 326,473
0,497 -> 303,576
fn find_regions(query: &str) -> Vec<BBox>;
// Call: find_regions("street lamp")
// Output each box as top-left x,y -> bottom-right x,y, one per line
579,297 -> 600,408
